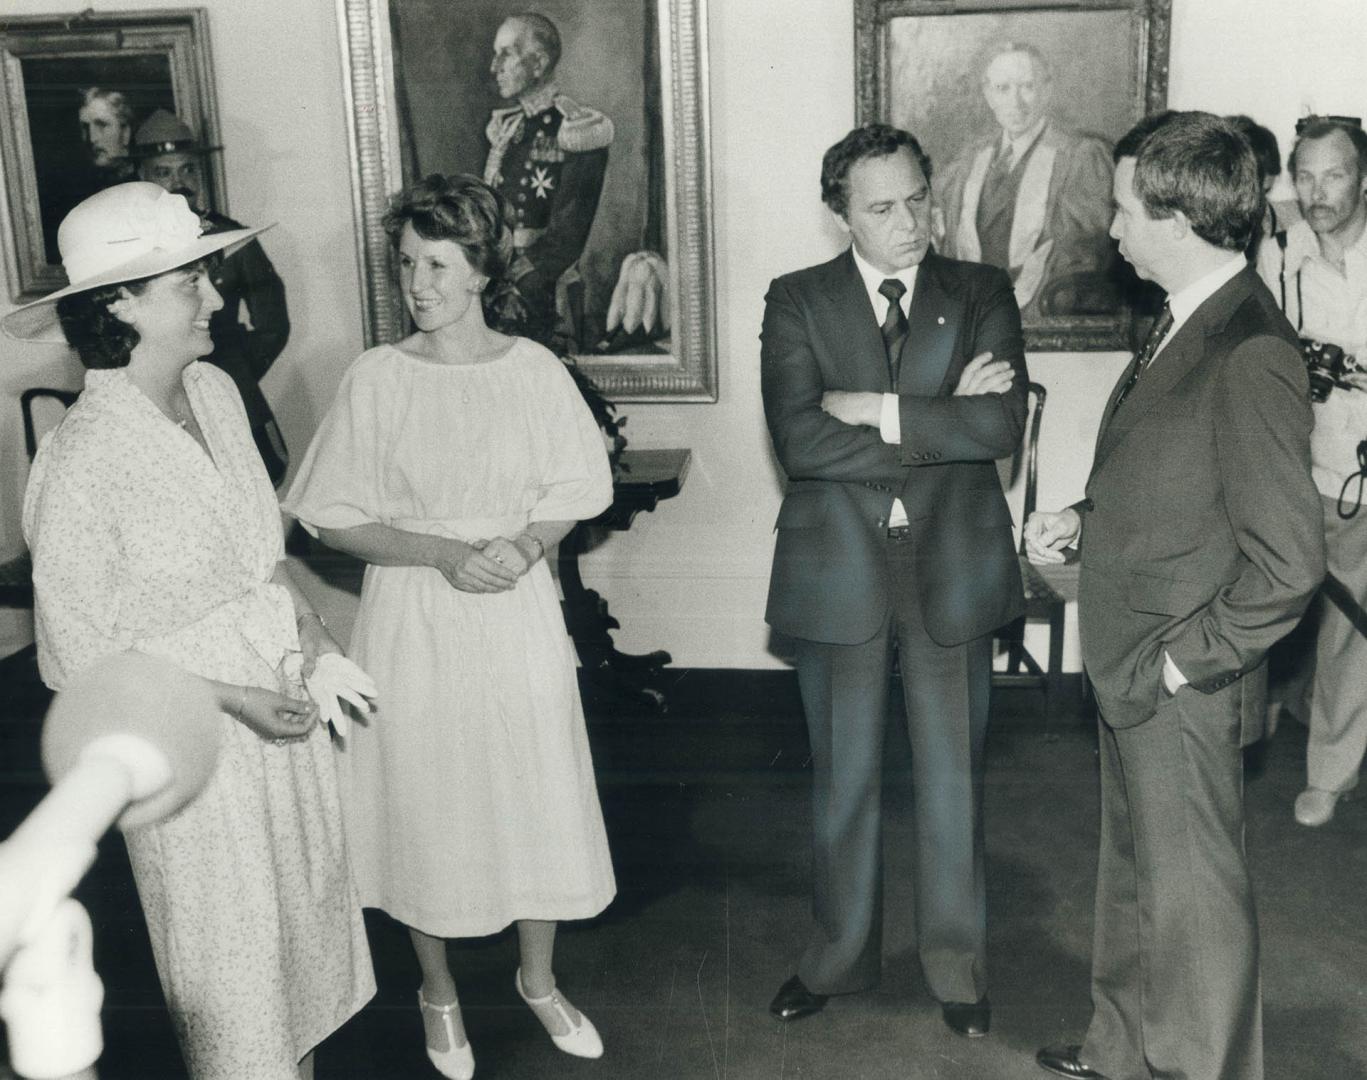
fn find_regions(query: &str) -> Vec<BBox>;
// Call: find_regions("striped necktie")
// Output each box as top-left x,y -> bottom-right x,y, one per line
878,278 -> 909,388
1112,302 -> 1173,413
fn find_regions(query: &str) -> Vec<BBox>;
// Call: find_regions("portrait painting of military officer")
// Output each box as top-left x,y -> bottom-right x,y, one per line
386,0 -> 668,353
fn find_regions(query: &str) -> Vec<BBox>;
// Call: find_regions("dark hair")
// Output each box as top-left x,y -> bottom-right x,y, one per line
1225,114 -> 1282,180
55,278 -> 151,369
382,173 -> 513,281
821,124 -> 932,218
508,12 -> 561,72
1289,118 -> 1367,177
1118,111 -> 1261,252
1113,110 -> 1177,162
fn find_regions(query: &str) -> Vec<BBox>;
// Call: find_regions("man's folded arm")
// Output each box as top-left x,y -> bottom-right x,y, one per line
761,280 -> 911,487
894,271 -> 1029,463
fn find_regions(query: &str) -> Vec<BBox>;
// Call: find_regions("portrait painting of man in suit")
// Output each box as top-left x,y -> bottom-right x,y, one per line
873,6 -> 1148,338
934,42 -> 1115,321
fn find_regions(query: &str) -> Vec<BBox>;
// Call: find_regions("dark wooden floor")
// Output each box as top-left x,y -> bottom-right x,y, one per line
2,654 -> 1365,1079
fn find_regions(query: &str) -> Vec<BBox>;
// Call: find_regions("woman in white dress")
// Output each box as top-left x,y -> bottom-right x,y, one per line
8,183 -> 375,1079
284,174 -> 615,1079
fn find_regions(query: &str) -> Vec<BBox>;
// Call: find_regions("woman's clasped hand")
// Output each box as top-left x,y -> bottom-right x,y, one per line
436,534 -> 540,592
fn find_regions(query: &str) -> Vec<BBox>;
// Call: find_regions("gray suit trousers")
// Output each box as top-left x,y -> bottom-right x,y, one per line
1082,682 -> 1262,1080
792,532 -> 991,1002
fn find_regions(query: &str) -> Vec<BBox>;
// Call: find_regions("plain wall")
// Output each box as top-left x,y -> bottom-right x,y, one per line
3,0 -> 1366,668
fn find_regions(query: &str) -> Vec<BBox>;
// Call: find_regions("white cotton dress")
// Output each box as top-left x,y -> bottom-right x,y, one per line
22,364 -> 375,1080
282,338 -> 617,937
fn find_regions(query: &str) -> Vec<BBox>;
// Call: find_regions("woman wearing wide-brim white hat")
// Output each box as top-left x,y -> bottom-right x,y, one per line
16,182 -> 377,1079
3,180 -> 262,343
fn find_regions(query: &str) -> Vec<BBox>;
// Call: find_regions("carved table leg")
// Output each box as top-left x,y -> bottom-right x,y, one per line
558,523 -> 672,713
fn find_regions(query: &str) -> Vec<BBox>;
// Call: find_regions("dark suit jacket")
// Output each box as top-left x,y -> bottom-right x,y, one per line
761,249 -> 1028,648
1076,267 -> 1326,741
203,211 -> 290,430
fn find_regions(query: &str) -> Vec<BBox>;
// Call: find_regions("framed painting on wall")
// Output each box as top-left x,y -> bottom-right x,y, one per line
0,9 -> 224,301
338,0 -> 717,401
855,0 -> 1172,350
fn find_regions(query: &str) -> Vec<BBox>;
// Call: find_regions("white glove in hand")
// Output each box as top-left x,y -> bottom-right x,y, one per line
304,653 -> 378,736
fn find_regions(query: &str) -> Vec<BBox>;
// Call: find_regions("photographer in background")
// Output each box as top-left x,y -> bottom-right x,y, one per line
1225,114 -> 1300,261
1257,115 -> 1367,826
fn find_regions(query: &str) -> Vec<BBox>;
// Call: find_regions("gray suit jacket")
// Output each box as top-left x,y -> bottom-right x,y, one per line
760,249 -> 1028,648
1076,267 -> 1326,742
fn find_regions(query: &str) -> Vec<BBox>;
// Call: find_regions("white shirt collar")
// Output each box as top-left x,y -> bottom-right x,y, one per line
1282,216 -> 1367,275
850,243 -> 920,318
1000,117 -> 1047,162
1165,253 -> 1246,329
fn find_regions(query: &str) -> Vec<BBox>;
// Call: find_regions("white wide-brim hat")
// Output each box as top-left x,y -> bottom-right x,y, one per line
2,182 -> 273,343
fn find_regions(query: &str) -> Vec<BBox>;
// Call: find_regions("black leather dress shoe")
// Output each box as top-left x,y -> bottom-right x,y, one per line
941,998 -> 990,1037
769,975 -> 828,1021
1036,1044 -> 1106,1079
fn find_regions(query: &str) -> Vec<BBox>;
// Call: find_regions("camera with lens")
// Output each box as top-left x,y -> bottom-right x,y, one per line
1299,337 -> 1361,402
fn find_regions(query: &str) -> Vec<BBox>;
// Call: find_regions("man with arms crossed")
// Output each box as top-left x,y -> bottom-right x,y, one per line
1028,112 -> 1324,1080
761,123 -> 1027,1037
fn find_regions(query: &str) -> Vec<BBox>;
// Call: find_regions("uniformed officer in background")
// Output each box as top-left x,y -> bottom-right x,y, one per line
132,109 -> 292,485
484,12 -> 613,348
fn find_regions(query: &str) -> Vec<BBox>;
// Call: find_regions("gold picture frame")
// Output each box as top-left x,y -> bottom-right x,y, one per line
855,0 -> 1172,350
337,0 -> 718,401
0,8 -> 224,301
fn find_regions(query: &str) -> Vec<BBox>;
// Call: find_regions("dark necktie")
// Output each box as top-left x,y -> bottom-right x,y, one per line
1112,302 -> 1174,413
878,278 -> 909,388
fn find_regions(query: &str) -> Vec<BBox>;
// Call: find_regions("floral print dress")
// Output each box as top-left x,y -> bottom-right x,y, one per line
22,363 -> 374,1080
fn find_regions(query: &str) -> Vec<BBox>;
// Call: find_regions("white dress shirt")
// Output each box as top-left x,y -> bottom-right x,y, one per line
1150,254 -> 1246,364
1150,253 -> 1246,690
997,117 -> 1048,172
850,244 -> 918,527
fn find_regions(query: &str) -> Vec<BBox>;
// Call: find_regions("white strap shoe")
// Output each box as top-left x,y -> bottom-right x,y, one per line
1294,781 -> 1356,827
418,991 -> 475,1079
515,968 -> 604,1059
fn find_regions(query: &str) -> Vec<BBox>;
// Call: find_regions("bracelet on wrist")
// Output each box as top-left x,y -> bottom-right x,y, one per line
235,684 -> 249,720
297,611 -> 326,630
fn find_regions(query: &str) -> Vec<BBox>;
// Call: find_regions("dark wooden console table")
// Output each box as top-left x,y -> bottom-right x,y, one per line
561,448 -> 691,713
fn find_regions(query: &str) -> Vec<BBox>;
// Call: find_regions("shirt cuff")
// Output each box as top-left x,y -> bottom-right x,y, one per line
879,393 -> 901,445
1163,651 -> 1189,691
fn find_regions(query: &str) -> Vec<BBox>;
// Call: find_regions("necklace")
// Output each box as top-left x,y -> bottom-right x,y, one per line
164,397 -> 195,430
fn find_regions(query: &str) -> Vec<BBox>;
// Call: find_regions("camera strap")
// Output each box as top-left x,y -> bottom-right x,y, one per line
1337,439 -> 1367,519
1323,572 -> 1367,639
1275,235 -> 1305,332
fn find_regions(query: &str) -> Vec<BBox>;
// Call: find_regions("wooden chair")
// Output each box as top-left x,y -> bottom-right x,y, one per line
0,388 -> 79,608
993,382 -> 1084,723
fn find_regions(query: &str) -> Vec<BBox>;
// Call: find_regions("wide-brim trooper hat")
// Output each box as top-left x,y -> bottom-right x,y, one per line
2,182 -> 269,343
129,109 -> 222,159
